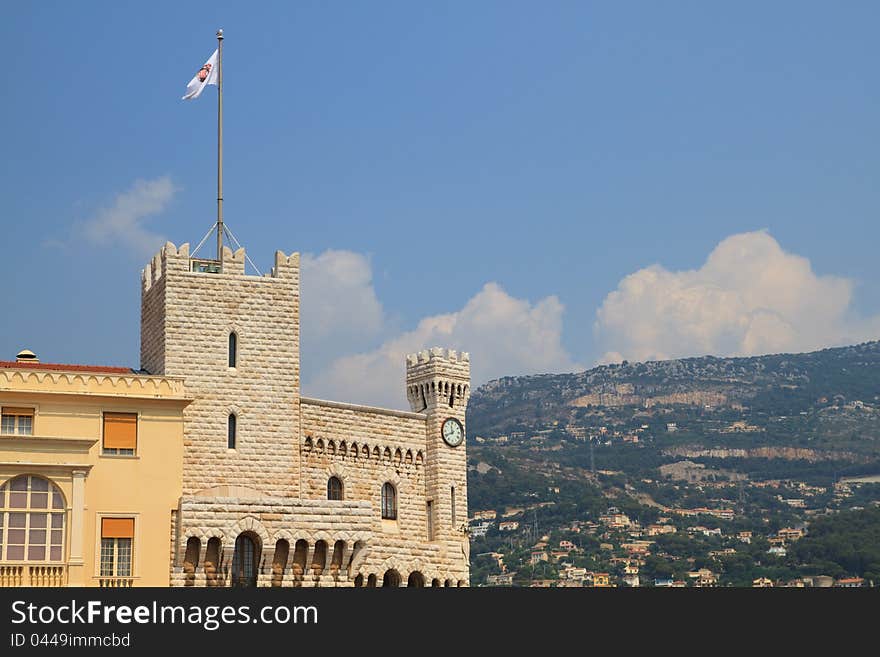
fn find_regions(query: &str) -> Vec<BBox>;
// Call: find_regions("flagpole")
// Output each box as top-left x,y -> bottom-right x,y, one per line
216,28 -> 224,264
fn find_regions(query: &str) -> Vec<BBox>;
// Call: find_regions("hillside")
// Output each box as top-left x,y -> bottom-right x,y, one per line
464,342 -> 880,587
468,340 -> 880,460
466,340 -> 880,524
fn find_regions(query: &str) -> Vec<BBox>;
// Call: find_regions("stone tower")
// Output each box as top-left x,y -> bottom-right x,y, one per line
140,242 -> 300,498
406,348 -> 471,578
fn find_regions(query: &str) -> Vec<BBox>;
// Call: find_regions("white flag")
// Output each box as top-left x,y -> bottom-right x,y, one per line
182,49 -> 219,100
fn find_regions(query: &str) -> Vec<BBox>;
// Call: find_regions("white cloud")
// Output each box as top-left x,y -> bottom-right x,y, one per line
594,230 -> 880,363
80,177 -> 175,257
300,250 -> 385,371
304,281 -> 578,409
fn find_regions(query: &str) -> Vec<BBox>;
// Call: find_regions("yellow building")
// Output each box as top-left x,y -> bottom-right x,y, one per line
0,352 -> 189,586
590,572 -> 611,587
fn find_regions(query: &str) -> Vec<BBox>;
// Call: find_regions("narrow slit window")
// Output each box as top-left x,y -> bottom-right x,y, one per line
426,500 -> 434,541
228,332 -> 238,368
451,486 -> 456,526
228,414 -> 237,449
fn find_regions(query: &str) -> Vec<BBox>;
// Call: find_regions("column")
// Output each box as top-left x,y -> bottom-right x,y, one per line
67,470 -> 87,586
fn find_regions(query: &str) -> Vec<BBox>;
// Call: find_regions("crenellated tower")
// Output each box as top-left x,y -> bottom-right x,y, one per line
406,348 -> 470,580
140,242 -> 301,498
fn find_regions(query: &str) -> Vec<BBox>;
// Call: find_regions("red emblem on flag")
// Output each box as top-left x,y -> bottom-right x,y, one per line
197,63 -> 212,82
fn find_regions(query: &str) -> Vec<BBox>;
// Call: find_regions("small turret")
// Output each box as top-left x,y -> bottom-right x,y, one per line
405,348 -> 470,413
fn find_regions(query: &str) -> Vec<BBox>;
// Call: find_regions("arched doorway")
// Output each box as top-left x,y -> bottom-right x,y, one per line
407,571 -> 425,587
231,533 -> 259,588
382,569 -> 401,587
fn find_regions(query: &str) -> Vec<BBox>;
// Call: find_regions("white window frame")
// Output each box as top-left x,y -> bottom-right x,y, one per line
0,407 -> 36,436
94,514 -> 139,581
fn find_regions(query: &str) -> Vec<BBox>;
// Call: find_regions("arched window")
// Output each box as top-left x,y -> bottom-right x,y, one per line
0,475 -> 65,562
327,476 -> 343,501
381,482 -> 397,520
228,332 -> 237,368
231,533 -> 258,588
227,414 -> 237,449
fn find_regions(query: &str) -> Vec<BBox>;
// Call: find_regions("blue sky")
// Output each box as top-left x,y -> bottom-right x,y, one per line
2,2 -> 879,407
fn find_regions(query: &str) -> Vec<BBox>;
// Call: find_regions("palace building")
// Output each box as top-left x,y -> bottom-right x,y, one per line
0,241 -> 471,587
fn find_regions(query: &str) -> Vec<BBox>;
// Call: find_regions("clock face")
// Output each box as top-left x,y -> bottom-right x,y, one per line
442,417 -> 464,447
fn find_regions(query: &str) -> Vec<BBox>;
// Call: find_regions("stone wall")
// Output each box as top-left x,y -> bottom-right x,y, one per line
300,399 -> 427,536
300,398 -> 451,583
141,242 -> 300,498
141,243 -> 471,587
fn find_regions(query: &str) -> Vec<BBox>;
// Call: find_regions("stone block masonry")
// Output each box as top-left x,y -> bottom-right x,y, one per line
143,242 -> 470,587
406,347 -> 471,578
142,242 -> 300,499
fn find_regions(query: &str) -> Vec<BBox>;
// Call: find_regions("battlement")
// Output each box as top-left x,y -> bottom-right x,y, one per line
141,242 -> 299,292
405,347 -> 470,367
405,347 -> 470,412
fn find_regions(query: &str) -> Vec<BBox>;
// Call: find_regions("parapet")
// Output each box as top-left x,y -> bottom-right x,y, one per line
270,250 -> 300,278
142,242 -> 189,291
141,241 -> 299,292
406,347 -> 470,367
405,347 -> 471,386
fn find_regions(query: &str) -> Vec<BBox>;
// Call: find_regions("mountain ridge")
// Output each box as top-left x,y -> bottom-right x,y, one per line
468,340 -> 880,439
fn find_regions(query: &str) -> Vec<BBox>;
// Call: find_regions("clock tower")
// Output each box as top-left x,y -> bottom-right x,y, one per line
406,348 -> 471,583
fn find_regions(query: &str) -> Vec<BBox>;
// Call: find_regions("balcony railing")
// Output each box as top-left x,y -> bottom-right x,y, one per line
98,577 -> 134,587
0,564 -> 68,587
